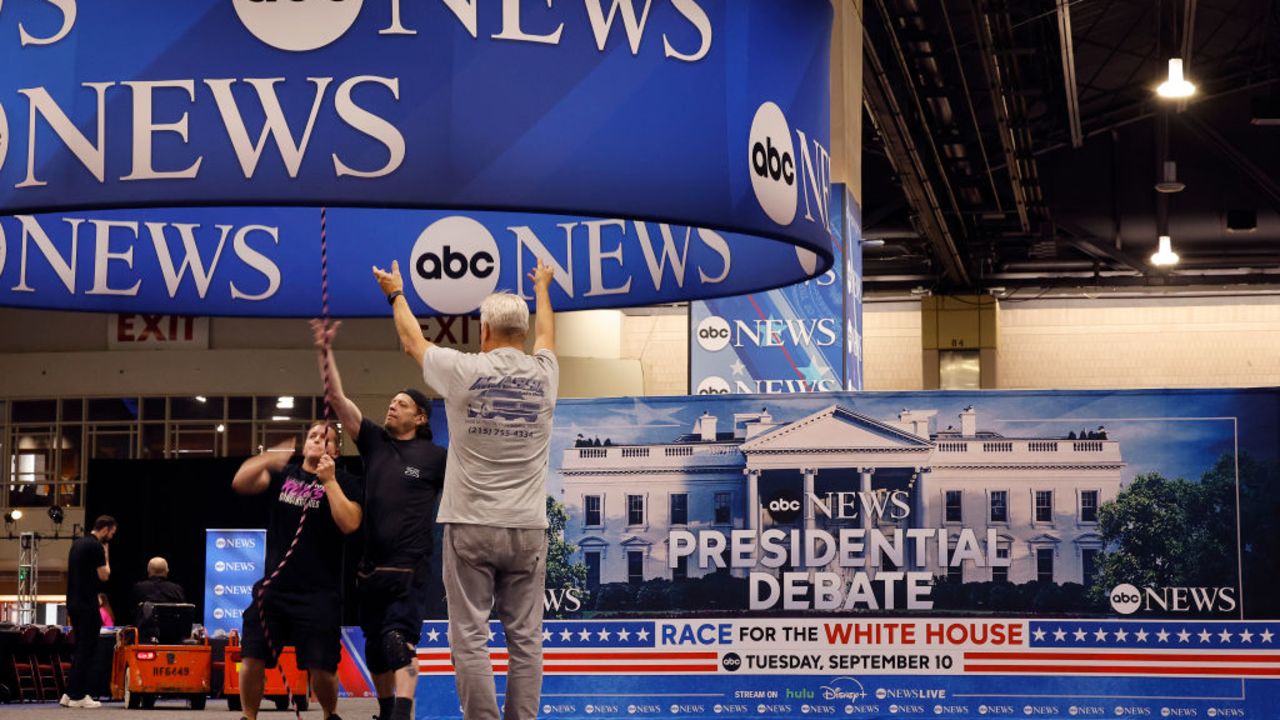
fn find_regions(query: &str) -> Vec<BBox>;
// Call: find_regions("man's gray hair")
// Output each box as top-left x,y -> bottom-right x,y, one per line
480,292 -> 530,336
148,557 -> 169,577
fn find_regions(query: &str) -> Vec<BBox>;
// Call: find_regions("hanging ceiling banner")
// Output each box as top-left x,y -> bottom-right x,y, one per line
0,0 -> 834,316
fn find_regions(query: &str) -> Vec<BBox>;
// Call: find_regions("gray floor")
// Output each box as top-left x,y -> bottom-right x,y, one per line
0,696 -> 379,719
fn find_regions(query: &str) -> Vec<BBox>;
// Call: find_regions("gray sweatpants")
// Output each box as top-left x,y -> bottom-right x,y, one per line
443,523 -> 548,720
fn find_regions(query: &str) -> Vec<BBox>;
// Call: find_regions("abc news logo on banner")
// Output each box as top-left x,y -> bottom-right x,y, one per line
214,537 -> 257,550
1109,583 -> 1237,615
410,216 -> 500,315
748,101 -> 831,232
696,314 -> 838,353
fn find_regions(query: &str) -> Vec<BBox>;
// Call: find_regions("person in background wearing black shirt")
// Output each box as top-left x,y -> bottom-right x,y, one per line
312,318 -> 447,720
130,557 -> 186,623
232,422 -> 363,720
62,515 -> 117,709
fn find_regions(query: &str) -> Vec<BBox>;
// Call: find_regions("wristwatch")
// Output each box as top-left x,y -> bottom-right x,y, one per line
386,290 -> 404,305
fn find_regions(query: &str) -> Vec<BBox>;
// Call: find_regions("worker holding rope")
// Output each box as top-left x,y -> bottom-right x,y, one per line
231,421 -> 363,720
311,313 -> 447,720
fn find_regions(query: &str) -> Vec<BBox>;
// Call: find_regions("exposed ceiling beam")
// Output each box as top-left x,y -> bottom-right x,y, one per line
971,0 -> 1046,233
863,20 -> 972,287
1055,0 -> 1085,148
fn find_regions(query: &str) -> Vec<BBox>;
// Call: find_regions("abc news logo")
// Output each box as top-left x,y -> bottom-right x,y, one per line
764,491 -> 802,523
1109,583 -> 1238,615
214,537 -> 257,550
748,101 -> 798,226
410,216 -> 501,315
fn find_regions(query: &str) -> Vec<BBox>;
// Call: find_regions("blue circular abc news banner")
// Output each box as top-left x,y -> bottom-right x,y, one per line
0,0 -> 834,316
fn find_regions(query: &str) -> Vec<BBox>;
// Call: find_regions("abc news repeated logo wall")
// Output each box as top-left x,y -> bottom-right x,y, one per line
0,0 -> 835,317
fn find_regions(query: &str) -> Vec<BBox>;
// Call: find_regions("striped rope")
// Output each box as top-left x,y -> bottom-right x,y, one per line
251,206 -> 332,720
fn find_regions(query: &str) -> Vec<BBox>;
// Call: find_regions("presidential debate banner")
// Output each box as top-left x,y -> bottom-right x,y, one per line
690,185 -> 862,396
204,529 -> 264,637
414,388 -> 1280,719
0,0 -> 835,316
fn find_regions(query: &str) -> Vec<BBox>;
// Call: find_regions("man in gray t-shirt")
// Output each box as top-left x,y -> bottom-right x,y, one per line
373,257 -> 558,720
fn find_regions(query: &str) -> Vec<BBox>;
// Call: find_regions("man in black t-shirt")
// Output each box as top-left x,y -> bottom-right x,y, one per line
312,319 -> 447,720
62,515 -> 117,708
232,422 -> 363,720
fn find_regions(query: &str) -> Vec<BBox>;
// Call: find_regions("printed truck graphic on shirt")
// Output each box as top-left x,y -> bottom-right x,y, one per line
467,378 -> 544,423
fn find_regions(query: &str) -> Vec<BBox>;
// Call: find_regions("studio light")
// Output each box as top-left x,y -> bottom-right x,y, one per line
1150,235 -> 1181,266
1156,58 -> 1196,99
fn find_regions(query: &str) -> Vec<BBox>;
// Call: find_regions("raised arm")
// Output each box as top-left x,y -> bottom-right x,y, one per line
529,258 -> 556,354
316,454 -> 362,535
232,438 -> 295,495
310,319 -> 364,440
373,260 -> 434,366
97,543 -> 111,582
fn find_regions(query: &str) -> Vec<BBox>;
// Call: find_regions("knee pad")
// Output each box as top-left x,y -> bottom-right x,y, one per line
380,629 -> 416,671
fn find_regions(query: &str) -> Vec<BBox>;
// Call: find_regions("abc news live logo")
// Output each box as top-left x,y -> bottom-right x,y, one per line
1109,583 -> 1237,614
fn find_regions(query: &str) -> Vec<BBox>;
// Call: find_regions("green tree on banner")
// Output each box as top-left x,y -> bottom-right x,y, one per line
1095,460 -> 1238,608
545,495 -> 587,616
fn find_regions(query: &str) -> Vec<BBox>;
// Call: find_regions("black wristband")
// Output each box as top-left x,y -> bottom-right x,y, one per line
386,290 -> 404,305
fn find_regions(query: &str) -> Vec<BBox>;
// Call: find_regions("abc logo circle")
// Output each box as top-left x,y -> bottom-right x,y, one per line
214,561 -> 226,573
934,706 -> 943,716
697,376 -> 731,395
714,705 -> 723,714
748,101 -> 797,226
979,707 -> 989,716
213,608 -> 225,620
876,689 -> 887,700
410,216 -> 501,315
1109,583 -> 1142,615
765,492 -> 802,523
627,705 -> 637,714
543,706 -> 552,715
671,706 -> 680,714
758,705 -> 767,715
214,584 -> 225,596
1162,709 -> 1171,718
233,0 -> 364,52
215,538 -> 226,549
696,315 -> 731,352
721,652 -> 742,672
586,707 -> 595,715
1069,707 -> 1078,716
802,705 -> 811,714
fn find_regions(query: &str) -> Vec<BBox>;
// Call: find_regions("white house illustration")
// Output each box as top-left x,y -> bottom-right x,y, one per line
559,405 -> 1123,590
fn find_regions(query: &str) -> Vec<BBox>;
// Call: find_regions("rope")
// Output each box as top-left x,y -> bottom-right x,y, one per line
251,206 -> 332,720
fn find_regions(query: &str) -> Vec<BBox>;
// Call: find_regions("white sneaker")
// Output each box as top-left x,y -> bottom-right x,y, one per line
68,697 -> 102,708
59,694 -> 71,707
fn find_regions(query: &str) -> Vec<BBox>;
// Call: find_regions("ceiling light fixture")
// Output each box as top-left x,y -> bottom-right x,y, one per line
1156,58 -> 1195,99
1150,235 -> 1180,266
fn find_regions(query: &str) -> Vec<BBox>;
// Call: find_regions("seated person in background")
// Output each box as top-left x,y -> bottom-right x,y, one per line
131,557 -> 186,624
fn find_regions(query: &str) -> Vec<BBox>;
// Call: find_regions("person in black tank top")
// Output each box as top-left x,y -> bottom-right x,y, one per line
232,422 -> 363,720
